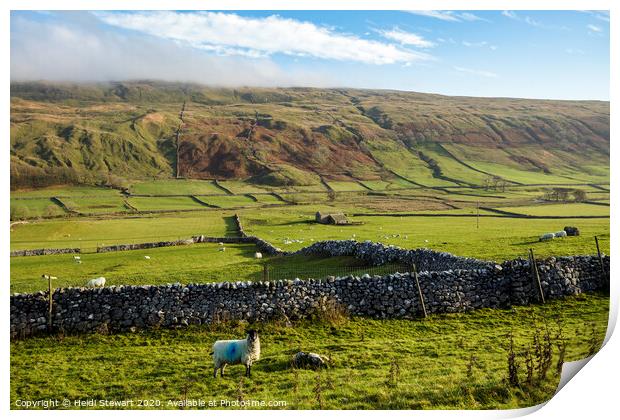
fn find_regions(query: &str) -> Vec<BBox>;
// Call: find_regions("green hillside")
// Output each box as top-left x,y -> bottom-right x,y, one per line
10,81 -> 609,190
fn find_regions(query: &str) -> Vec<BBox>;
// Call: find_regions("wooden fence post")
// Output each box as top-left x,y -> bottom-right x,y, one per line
263,264 -> 269,282
529,249 -> 545,304
594,236 -> 608,290
42,274 -> 57,331
412,264 -> 427,318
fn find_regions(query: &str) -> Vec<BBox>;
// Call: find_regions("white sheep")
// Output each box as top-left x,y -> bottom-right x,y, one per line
539,233 -> 555,242
212,329 -> 260,378
554,231 -> 567,238
86,277 -> 106,288
144,256 -> 151,260
218,242 -> 224,246
73,256 -> 81,260
254,252 -> 263,259
219,247 -> 226,252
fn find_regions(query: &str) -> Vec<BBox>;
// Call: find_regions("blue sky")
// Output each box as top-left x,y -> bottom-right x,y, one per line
10,10 -> 610,100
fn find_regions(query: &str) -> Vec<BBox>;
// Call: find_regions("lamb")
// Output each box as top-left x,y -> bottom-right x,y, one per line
212,330 -> 260,378
539,233 -> 555,242
85,276 -> 106,288
554,231 -> 567,238
73,256 -> 81,260
144,255 -> 151,260
254,252 -> 263,259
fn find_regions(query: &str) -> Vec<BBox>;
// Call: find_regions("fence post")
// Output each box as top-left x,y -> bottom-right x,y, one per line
411,264 -> 427,318
594,236 -> 608,291
263,264 -> 269,282
42,274 -> 56,331
529,249 -> 545,304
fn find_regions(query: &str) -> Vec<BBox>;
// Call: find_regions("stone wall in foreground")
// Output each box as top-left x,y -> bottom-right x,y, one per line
10,251 -> 608,338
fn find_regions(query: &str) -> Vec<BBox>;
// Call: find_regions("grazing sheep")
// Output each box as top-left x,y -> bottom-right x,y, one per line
292,351 -> 329,370
212,330 -> 260,378
86,276 -> 106,288
73,256 -> 81,260
218,242 -> 224,246
219,247 -> 226,252
144,255 -> 151,259
254,252 -> 263,259
539,233 -> 555,242
554,231 -> 567,238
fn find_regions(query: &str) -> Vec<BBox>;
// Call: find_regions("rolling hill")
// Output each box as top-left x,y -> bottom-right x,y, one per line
10,81 -> 609,189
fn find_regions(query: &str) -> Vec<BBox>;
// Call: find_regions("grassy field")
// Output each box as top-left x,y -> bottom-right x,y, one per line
239,207 -> 609,261
10,243 -> 377,294
10,293 -> 608,410
128,196 -> 208,211
11,185 -> 122,198
130,180 -> 225,196
10,213 -> 237,250
496,203 -> 610,217
10,198 -> 66,219
62,197 -> 131,215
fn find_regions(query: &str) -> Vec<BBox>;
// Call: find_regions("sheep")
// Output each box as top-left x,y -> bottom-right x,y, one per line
219,247 -> 226,252
254,252 -> 263,259
86,276 -> 106,288
144,256 -> 151,260
218,242 -> 224,246
73,256 -> 81,260
539,233 -> 555,242
554,231 -> 567,238
212,329 -> 260,378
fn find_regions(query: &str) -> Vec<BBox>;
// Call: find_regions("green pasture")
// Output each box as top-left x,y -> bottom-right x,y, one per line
10,213 -> 236,250
62,197 -> 131,215
200,195 -> 262,208
10,198 -> 65,219
128,196 -> 208,211
10,293 -> 608,409
495,203 -> 610,217
250,194 -> 286,205
9,243 -> 370,294
130,180 -> 225,196
10,185 -> 121,198
217,181 -> 271,194
327,181 -> 369,192
239,207 -> 609,261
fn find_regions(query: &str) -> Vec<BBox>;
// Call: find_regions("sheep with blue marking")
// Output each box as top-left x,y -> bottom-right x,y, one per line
539,233 -> 555,242
212,329 -> 260,378
554,230 -> 567,238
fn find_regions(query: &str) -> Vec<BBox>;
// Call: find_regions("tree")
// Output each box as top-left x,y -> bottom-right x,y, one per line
572,189 -> 587,202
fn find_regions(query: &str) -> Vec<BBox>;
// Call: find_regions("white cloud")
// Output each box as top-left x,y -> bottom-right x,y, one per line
587,24 -> 603,32
95,11 -> 429,65
453,66 -> 498,78
502,10 -> 568,30
578,11 -> 610,23
378,28 -> 435,48
462,40 -> 497,50
407,11 -> 488,22
462,40 -> 488,48
10,13 -> 335,87
502,10 -> 544,27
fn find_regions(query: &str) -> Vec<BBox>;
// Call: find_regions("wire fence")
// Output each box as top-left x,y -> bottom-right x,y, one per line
248,262 -> 410,282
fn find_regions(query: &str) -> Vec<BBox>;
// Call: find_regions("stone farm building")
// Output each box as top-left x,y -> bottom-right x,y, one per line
315,211 -> 349,225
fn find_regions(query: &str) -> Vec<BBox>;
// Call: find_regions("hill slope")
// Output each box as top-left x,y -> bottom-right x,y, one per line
10,81 -> 609,189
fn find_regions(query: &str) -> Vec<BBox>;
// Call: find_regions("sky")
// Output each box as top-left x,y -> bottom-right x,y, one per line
10,10 -> 610,100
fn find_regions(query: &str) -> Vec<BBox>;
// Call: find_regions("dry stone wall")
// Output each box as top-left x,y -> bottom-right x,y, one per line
11,243 -> 608,338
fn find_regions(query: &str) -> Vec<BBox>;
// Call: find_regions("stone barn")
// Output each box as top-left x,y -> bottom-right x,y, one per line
315,211 -> 349,225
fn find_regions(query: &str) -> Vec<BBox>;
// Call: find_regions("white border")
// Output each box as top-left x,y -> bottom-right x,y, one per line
2,1 -> 616,419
